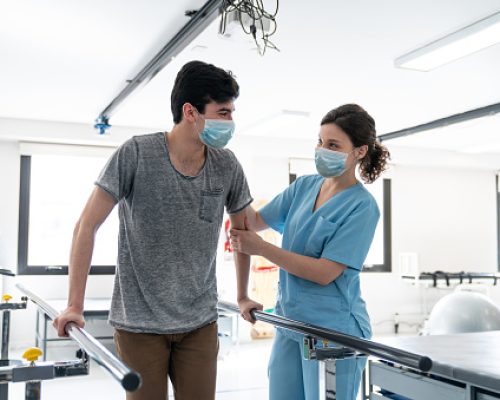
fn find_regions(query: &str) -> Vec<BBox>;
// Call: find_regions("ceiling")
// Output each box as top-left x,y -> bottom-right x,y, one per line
1,0 -> 500,164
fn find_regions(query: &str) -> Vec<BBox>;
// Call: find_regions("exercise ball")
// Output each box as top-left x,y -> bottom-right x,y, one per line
424,291 -> 500,335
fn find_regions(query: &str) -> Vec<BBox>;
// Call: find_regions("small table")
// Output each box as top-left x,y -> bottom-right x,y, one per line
369,331 -> 500,399
35,298 -> 112,360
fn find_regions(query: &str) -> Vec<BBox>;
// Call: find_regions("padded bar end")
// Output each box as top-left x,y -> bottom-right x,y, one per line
419,356 -> 432,372
122,372 -> 141,392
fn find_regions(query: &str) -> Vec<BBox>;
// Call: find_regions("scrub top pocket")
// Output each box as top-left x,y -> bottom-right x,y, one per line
304,216 -> 339,258
199,189 -> 223,223
293,291 -> 348,329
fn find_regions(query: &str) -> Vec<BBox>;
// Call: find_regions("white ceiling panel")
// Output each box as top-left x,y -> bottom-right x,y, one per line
1,0 -> 500,162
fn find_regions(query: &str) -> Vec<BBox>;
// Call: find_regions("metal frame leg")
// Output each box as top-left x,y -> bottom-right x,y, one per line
35,309 -> 39,349
361,368 -> 367,400
42,314 -> 48,361
1,311 -> 10,360
34,309 -> 48,360
323,359 -> 337,400
1,310 -> 10,400
0,384 -> 8,400
25,381 -> 41,400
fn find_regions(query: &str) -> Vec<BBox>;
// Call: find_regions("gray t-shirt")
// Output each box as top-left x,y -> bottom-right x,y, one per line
95,132 -> 253,334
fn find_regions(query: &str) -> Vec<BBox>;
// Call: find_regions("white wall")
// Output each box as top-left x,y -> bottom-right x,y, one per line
362,163 -> 500,334
392,164 -> 497,272
1,117 -> 500,349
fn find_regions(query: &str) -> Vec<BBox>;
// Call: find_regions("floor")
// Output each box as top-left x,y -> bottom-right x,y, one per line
5,337 -> 273,400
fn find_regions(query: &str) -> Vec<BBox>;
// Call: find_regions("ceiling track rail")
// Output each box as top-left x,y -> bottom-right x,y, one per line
378,102 -> 500,142
94,0 -> 224,134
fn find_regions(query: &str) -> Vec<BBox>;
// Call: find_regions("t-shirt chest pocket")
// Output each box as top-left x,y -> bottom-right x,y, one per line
199,188 -> 224,223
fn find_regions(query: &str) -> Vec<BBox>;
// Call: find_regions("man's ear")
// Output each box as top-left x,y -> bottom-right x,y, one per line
182,103 -> 198,123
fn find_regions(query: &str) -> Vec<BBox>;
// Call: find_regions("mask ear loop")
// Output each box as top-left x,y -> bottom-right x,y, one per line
352,148 -> 360,162
192,106 -> 204,133
345,148 -> 360,173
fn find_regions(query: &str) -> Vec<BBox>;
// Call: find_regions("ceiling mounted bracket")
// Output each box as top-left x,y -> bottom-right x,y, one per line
94,0 -> 224,134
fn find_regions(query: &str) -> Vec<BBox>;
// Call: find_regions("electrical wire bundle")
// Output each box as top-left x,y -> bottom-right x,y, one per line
220,0 -> 279,55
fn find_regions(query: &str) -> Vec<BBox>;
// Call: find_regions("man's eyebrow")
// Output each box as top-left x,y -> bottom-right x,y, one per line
322,138 -> 341,143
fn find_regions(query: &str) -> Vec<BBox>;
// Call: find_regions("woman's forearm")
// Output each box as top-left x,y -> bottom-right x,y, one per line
259,241 -> 345,285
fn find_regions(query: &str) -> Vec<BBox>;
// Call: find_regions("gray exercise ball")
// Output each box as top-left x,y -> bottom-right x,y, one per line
424,291 -> 500,335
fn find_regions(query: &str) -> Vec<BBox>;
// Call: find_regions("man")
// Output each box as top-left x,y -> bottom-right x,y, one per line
54,60 -> 262,400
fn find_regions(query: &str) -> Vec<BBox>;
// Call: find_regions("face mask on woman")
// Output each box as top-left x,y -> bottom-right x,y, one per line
199,119 -> 235,148
314,147 -> 353,177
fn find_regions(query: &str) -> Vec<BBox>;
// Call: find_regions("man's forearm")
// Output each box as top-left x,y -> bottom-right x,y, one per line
67,222 -> 95,312
230,209 -> 253,301
234,251 -> 251,301
245,207 -> 268,232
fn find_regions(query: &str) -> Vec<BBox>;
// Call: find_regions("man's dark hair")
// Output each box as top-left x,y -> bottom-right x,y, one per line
171,60 -> 239,124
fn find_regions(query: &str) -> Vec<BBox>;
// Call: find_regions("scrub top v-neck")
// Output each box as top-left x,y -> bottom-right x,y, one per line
259,174 -> 379,339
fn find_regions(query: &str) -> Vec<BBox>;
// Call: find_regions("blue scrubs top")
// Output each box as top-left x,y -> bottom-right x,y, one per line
260,174 -> 379,340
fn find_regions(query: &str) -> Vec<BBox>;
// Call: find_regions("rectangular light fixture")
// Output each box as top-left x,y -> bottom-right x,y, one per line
395,11 -> 500,71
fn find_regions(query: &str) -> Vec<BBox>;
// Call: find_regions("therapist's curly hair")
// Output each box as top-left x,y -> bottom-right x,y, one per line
321,104 -> 390,183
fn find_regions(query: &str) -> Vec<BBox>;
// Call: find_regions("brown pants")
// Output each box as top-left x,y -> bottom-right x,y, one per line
114,322 -> 219,400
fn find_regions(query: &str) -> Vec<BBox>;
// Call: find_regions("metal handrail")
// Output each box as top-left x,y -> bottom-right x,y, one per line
16,284 -> 141,391
218,301 -> 432,372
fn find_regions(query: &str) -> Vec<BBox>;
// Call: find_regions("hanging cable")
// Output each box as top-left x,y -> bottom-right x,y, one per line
220,0 -> 280,55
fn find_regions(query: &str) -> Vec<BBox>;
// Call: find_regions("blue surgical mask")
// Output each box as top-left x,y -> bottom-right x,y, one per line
315,147 -> 350,177
199,119 -> 235,148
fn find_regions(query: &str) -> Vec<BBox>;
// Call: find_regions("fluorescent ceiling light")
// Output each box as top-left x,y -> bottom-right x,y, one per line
395,11 -> 500,71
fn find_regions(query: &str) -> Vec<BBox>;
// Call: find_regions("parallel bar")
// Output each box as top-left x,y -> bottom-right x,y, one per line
378,102 -> 500,142
15,284 -> 141,392
218,301 -> 432,372
403,272 -> 500,285
97,0 -> 223,121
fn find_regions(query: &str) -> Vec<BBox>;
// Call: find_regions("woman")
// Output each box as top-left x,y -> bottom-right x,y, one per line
231,104 -> 390,400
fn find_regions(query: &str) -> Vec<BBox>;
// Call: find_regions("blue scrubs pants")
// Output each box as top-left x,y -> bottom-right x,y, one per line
268,330 -> 366,400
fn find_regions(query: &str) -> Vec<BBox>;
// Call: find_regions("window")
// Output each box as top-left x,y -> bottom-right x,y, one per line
18,143 -> 118,275
497,174 -> 500,271
288,158 -> 392,272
